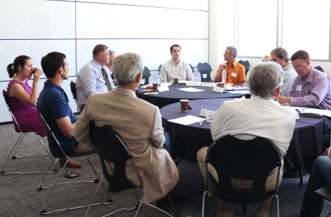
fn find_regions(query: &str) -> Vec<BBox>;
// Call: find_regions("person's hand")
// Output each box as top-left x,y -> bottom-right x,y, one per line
277,96 -> 290,104
262,55 -> 271,62
32,68 -> 43,82
323,147 -> 329,156
221,63 -> 227,71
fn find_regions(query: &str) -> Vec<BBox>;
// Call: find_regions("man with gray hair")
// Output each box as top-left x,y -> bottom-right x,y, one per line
197,62 -> 298,217
76,44 -> 115,111
214,46 -> 246,86
74,53 -> 179,203
270,47 -> 297,97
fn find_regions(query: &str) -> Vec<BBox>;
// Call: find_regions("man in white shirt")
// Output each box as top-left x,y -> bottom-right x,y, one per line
160,44 -> 194,83
197,62 -> 298,217
270,47 -> 297,97
76,44 -> 115,111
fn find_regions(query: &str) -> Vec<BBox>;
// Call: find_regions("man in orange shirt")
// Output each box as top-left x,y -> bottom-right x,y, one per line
214,46 -> 246,86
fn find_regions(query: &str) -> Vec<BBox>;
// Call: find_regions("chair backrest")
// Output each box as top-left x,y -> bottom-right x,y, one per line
158,64 -> 162,73
206,135 -> 281,204
2,90 -> 22,132
70,81 -> 77,100
141,66 -> 151,85
197,62 -> 213,82
314,66 -> 324,72
89,122 -> 136,192
238,60 -> 250,76
36,104 -> 66,158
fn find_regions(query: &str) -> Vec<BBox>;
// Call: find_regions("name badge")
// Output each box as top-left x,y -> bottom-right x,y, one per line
296,85 -> 302,91
231,72 -> 237,78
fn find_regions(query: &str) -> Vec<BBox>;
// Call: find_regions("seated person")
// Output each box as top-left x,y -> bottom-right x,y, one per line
6,55 -> 45,136
214,46 -> 245,86
277,50 -> 331,110
197,62 -> 298,217
76,44 -> 115,110
38,52 -> 93,168
74,52 -> 179,203
300,147 -> 331,217
106,50 -> 116,80
270,47 -> 297,97
160,44 -> 194,83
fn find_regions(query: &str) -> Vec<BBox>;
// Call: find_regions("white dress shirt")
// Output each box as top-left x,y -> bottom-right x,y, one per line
281,63 -> 297,97
76,59 -> 115,108
210,96 -> 299,156
160,59 -> 194,83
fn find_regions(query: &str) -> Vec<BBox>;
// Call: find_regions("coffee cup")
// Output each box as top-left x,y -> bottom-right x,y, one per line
173,78 -> 179,85
153,82 -> 158,91
180,99 -> 190,112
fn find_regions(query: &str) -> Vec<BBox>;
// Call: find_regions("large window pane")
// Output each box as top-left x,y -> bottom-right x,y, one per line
282,0 -> 330,60
237,0 -> 277,57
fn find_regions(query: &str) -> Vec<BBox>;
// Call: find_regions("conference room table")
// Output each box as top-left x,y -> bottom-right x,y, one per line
160,98 -> 326,172
137,83 -> 250,108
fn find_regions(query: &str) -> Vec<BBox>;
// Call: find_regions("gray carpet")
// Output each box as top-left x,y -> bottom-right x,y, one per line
0,124 -> 330,217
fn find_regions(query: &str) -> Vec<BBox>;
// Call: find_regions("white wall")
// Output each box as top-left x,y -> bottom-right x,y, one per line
0,0 -> 209,122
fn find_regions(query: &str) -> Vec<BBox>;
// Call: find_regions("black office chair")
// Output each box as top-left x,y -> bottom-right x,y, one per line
70,81 -> 81,113
238,60 -> 250,76
141,66 -> 151,85
197,62 -> 213,82
314,66 -> 324,72
201,135 -> 282,217
158,64 -> 163,73
315,186 -> 331,217
36,106 -> 111,215
85,122 -> 177,217
1,90 -> 55,175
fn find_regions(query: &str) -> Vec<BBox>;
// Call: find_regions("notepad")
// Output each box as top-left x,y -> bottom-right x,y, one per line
168,115 -> 202,125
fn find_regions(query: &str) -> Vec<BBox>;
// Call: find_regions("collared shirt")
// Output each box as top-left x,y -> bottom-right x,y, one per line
38,81 -> 78,155
290,67 -> 331,110
281,63 -> 297,97
210,96 -> 298,156
214,61 -> 246,85
76,59 -> 115,108
160,59 -> 194,83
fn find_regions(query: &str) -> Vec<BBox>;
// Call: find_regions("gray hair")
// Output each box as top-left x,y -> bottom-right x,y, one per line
112,53 -> 143,85
271,47 -> 289,62
248,62 -> 282,99
227,46 -> 237,58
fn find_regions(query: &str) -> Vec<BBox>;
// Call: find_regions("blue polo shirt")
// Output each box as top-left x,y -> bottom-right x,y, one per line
38,81 -> 78,155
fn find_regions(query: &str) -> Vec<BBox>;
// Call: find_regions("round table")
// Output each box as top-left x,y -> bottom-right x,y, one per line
160,98 -> 325,171
137,84 -> 250,108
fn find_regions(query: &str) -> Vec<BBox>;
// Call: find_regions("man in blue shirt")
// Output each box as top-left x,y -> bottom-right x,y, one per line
38,51 -> 92,168
76,44 -> 115,111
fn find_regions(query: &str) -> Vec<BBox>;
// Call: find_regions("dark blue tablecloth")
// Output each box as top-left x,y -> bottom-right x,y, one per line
160,98 -> 325,170
137,84 -> 249,108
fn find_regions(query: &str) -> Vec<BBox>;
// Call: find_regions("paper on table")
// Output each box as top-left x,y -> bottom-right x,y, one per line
158,84 -> 169,92
168,115 -> 202,125
227,90 -> 250,94
292,106 -> 331,118
178,87 -> 204,92
186,81 -> 202,86
201,82 -> 216,87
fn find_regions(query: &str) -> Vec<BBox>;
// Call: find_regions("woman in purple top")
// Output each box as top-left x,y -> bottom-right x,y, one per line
6,55 -> 45,136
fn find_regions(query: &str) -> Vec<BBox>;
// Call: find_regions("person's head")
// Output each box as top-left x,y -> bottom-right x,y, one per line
108,50 -> 117,66
290,50 -> 311,80
270,47 -> 289,68
224,46 -> 237,62
248,62 -> 282,99
113,52 -> 143,87
7,55 -> 33,78
93,44 -> 110,66
41,52 -> 68,79
170,44 -> 181,61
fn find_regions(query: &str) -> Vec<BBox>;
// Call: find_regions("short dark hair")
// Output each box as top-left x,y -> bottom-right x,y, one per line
271,47 -> 289,62
41,52 -> 66,78
93,44 -> 108,58
290,50 -> 310,62
7,55 -> 31,78
170,44 -> 181,53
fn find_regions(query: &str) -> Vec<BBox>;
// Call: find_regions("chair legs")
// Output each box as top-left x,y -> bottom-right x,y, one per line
39,155 -> 110,215
201,191 -> 208,217
0,133 -> 56,175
